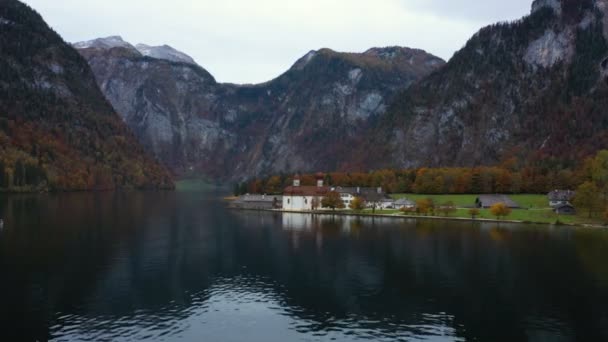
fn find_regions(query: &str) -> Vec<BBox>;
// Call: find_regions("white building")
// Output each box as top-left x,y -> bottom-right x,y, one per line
282,174 -> 330,211
334,186 -> 392,210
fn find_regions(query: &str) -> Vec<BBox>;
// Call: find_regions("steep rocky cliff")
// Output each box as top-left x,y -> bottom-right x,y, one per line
75,38 -> 445,179
0,0 -> 173,190
372,0 -> 608,169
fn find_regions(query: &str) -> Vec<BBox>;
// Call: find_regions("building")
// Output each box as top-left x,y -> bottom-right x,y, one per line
378,198 -> 396,209
475,195 -> 520,209
230,195 -> 283,210
395,198 -> 416,209
548,190 -> 575,208
333,187 -> 392,209
554,203 -> 576,215
283,174 -> 330,211
333,187 -> 359,208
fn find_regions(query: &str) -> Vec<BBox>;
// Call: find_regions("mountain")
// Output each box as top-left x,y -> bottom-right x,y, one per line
135,43 -> 198,65
73,36 -> 198,65
368,0 -> 608,170
0,0 -> 173,191
76,40 -> 445,179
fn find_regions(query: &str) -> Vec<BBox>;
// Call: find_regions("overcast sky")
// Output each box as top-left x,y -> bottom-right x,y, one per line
22,0 -> 533,84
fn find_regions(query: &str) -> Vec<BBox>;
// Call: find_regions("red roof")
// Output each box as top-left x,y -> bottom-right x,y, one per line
284,186 -> 330,196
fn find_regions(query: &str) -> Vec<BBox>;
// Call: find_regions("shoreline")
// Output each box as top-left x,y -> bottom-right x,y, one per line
229,207 -> 607,229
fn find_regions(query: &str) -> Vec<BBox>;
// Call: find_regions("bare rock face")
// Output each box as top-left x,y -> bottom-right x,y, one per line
524,28 -> 574,68
369,0 -> 608,170
76,41 -> 445,180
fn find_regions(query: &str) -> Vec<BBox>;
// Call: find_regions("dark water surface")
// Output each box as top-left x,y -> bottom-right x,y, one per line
1,192 -> 608,342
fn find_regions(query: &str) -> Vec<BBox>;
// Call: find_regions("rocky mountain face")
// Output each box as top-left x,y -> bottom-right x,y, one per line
369,0 -> 608,170
0,0 -> 173,191
75,38 -> 445,180
135,43 -> 198,65
74,36 -> 199,65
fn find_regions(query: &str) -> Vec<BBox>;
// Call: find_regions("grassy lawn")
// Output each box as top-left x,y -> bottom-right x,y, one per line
508,194 -> 551,209
361,209 -> 401,215
386,193 -> 605,225
391,194 -> 479,207
391,193 -> 550,209
452,208 -> 578,224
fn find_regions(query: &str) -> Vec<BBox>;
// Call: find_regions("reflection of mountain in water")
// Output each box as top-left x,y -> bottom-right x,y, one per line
0,194 -> 607,341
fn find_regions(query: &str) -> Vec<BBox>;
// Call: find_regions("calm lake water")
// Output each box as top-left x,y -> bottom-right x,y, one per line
1,191 -> 608,342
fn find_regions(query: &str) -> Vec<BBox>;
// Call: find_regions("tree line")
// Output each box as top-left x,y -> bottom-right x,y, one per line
235,156 -> 592,196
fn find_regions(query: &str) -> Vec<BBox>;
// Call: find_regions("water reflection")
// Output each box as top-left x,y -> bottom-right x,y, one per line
0,193 -> 607,341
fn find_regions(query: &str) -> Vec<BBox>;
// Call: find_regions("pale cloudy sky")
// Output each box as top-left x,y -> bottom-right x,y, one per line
22,0 -> 532,84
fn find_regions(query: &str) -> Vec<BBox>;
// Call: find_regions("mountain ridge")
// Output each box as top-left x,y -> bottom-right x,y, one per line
362,0 -> 608,171
75,38 -> 445,180
74,36 -> 199,66
71,0 -> 608,182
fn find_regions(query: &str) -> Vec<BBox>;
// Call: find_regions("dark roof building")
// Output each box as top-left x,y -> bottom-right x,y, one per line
333,187 -> 388,202
554,203 -> 576,215
476,195 -> 520,209
548,190 -> 576,201
548,190 -> 575,207
283,186 -> 330,197
230,195 -> 283,210
395,198 -> 415,208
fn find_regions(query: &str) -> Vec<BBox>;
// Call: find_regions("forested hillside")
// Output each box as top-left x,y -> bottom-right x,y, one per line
0,0 -> 174,191
366,0 -> 608,173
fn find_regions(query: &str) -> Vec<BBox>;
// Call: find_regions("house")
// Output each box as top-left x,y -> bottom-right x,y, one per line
333,187 -> 359,208
230,195 -> 283,210
548,190 -> 575,208
283,174 -> 330,211
333,187 -> 392,209
378,198 -> 396,209
395,198 -> 416,209
554,203 -> 576,215
475,195 -> 520,209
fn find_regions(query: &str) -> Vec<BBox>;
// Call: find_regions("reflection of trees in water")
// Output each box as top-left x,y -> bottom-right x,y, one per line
0,192 -> 227,341
233,213 -> 608,341
2,197 -> 608,341
574,231 -> 608,288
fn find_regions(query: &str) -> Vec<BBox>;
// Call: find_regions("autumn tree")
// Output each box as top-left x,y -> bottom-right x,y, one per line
468,208 -> 480,219
264,175 -> 282,194
438,201 -> 457,217
322,191 -> 345,210
573,181 -> 601,218
349,197 -> 365,211
416,198 -> 435,216
590,150 -> 608,205
490,203 -> 512,220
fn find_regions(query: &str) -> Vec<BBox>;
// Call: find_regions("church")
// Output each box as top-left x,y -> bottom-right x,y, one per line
282,174 -> 329,211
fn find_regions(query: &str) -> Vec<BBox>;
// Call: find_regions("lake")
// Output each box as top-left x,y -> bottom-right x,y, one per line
1,191 -> 608,342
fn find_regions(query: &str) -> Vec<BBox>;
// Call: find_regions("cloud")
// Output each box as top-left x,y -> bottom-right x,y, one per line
21,0 -> 532,84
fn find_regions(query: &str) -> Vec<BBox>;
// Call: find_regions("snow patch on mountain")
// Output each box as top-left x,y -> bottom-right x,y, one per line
135,44 -> 197,65
73,36 -> 134,50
